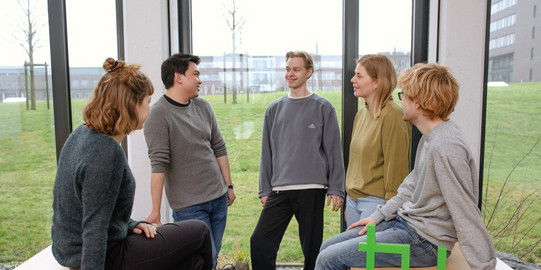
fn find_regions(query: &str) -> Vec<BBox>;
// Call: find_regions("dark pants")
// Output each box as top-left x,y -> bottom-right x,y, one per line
250,189 -> 326,270
105,220 -> 213,270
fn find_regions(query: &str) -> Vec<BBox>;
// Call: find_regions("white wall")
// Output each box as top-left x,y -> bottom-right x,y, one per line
124,0 -> 172,222
433,0 -> 488,168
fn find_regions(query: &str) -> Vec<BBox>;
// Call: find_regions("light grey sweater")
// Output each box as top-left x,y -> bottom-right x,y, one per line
371,121 -> 497,270
144,96 -> 228,210
258,93 -> 345,198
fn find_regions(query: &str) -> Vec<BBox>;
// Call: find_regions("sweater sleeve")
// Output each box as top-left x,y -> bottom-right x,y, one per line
258,108 -> 274,197
207,101 -> 227,157
144,105 -> 171,173
380,108 -> 411,199
371,170 -> 416,223
321,106 -> 345,197
79,151 -> 124,270
434,154 -> 497,270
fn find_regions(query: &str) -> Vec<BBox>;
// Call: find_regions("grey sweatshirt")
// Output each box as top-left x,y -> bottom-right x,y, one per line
258,93 -> 345,198
371,121 -> 496,270
144,96 -> 228,210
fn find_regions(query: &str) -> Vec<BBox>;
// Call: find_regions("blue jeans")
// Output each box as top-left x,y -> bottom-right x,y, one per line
345,195 -> 386,228
315,217 -> 440,270
173,193 -> 228,269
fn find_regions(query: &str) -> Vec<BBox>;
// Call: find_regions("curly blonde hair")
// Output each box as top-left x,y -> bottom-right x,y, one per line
83,58 -> 154,136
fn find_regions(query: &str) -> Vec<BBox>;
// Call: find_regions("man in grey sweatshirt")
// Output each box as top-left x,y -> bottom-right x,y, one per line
316,63 -> 497,270
250,51 -> 345,270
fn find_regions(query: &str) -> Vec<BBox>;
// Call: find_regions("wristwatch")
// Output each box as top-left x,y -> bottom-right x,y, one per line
228,183 -> 234,189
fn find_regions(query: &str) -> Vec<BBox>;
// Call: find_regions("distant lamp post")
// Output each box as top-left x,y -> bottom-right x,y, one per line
23,61 -> 50,110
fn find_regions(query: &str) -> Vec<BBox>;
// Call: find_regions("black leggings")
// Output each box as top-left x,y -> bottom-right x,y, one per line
105,220 -> 213,270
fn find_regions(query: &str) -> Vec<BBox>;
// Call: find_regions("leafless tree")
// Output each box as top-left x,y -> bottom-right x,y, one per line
483,127 -> 541,261
13,0 -> 43,110
223,0 -> 246,104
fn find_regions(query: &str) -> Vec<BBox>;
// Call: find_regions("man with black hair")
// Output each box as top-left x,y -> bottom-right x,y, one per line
144,53 -> 235,269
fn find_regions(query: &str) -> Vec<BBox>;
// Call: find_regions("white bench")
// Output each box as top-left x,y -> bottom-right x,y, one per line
14,245 -> 68,270
14,243 -> 513,270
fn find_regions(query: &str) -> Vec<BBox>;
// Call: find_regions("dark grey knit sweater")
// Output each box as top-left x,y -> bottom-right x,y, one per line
51,125 -> 140,270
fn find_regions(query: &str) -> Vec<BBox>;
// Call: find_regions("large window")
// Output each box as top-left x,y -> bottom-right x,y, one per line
192,0 -> 415,264
192,0 -> 343,263
358,0 -> 412,102
0,0 -> 119,263
0,0 -> 56,261
484,0 -> 541,262
66,0 -> 118,127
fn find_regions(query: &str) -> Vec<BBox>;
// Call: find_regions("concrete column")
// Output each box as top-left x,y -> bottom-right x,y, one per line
123,0 -> 172,222
434,0 -> 488,168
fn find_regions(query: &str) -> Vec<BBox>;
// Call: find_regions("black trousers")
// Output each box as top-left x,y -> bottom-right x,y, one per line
105,220 -> 213,270
250,189 -> 326,270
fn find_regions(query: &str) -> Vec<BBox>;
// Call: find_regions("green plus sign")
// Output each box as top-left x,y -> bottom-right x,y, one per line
358,224 -> 447,270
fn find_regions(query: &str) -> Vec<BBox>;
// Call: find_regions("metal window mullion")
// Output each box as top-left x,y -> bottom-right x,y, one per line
341,0 -> 359,232
47,0 -> 72,162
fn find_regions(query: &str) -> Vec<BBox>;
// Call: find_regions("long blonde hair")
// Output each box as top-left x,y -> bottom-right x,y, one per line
358,54 -> 397,119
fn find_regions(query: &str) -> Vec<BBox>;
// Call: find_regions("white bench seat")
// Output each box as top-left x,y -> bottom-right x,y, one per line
14,245 -> 68,270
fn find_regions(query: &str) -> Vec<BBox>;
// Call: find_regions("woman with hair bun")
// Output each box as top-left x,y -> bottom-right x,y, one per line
51,58 -> 212,270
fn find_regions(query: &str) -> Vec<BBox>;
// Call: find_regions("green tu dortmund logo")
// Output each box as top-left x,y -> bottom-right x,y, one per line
359,224 -> 448,270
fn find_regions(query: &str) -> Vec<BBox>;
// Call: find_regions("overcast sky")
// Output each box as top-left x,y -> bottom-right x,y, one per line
193,0 -> 412,57
0,0 -> 412,67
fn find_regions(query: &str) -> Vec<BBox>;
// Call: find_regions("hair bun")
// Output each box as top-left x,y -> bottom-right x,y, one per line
103,57 -> 123,72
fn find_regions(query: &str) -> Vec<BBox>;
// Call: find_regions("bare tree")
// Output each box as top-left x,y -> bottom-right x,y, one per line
14,0 -> 42,110
223,0 -> 246,104
483,127 -> 541,261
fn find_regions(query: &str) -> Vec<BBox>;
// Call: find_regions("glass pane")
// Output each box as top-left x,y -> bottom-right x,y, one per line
193,0 -> 343,264
66,0 -> 118,128
358,0 -> 412,104
0,0 -> 56,261
484,0 -> 541,263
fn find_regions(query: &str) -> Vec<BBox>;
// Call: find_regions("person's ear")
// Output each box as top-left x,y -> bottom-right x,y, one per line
175,72 -> 183,84
372,80 -> 378,91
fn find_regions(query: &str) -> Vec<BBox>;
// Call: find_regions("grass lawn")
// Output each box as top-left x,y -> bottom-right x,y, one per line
0,83 -> 539,265
482,82 -> 541,262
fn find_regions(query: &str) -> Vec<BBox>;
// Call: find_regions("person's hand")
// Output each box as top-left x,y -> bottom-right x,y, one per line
347,216 -> 376,236
327,195 -> 344,212
145,210 -> 162,226
133,222 -> 158,238
227,189 -> 236,206
260,196 -> 268,207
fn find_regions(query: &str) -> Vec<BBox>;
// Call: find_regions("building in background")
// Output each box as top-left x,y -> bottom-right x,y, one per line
488,0 -> 540,82
0,52 -> 410,102
0,66 -> 102,102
